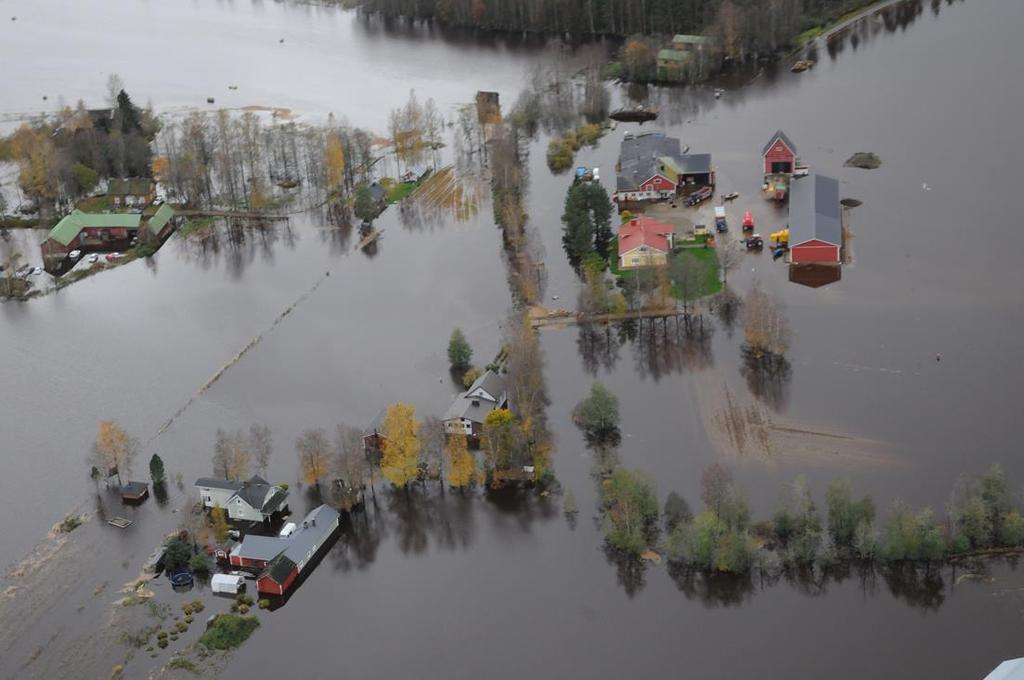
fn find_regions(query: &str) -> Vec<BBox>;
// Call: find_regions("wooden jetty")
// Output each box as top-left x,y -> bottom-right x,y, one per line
355,228 -> 383,251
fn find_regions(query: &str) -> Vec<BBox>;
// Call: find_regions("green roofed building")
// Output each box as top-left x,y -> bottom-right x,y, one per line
657,49 -> 691,81
107,177 -> 156,208
144,203 -> 176,240
41,210 -> 142,261
671,34 -> 714,49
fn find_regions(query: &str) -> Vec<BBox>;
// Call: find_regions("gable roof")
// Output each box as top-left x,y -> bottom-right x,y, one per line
657,49 -> 690,63
984,658 -> 1024,680
47,211 -> 142,246
789,174 -> 841,247
364,408 -> 387,437
466,370 -> 506,402
676,153 -> 712,175
195,477 -> 245,492
146,203 -> 175,235
262,553 -> 298,584
618,216 -> 674,256
232,505 -> 339,565
231,534 -> 287,562
108,177 -> 154,196
617,132 -> 686,192
672,34 -> 713,46
762,130 -> 798,157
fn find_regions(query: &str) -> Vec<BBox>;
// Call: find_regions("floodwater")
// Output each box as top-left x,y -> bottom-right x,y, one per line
2,0 -> 1024,678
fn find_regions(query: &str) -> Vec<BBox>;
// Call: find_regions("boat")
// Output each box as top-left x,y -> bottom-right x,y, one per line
722,192 -> 739,201
609,107 -> 658,123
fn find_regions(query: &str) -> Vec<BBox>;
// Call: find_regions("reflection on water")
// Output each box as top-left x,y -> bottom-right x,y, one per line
575,315 -> 715,379
178,218 -> 298,277
740,347 -> 793,411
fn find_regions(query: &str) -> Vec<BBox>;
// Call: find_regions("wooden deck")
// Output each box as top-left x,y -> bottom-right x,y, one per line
355,228 -> 383,251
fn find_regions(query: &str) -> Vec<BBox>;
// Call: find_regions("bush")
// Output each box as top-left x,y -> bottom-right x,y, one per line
190,599 -> 205,612
238,603 -> 250,615
258,598 -> 271,609
573,382 -> 620,443
198,615 -> 260,651
58,514 -> 83,533
461,366 -> 482,388
546,138 -> 575,173
157,639 -> 169,649
184,614 -> 194,624
601,467 -> 659,555
576,124 -> 602,146
163,538 -> 192,572
447,328 -> 473,370
1002,511 -> 1024,547
189,552 -> 211,574
182,604 -> 193,615
168,658 -> 200,674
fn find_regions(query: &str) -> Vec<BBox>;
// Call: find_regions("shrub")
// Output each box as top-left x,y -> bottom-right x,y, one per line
238,603 -> 250,615
447,328 -> 473,370
461,366 -> 482,388
158,639 -> 169,649
190,599 -> 205,612
162,538 -> 192,572
168,657 -> 200,674
170,634 -> 179,641
189,552 -> 211,574
258,599 -> 270,610
181,604 -> 193,615
198,615 -> 260,651
572,382 -> 620,443
576,124 -> 602,146
184,615 -> 194,624
158,631 -> 168,640
58,514 -> 83,533
546,138 -> 575,173
600,467 -> 659,555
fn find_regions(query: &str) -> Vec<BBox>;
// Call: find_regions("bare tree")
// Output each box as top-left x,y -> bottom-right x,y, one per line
334,424 -> 367,487
296,428 -> 332,488
716,232 -> 743,285
742,282 -> 791,358
249,424 -> 273,475
418,416 -> 446,485
213,429 -> 251,480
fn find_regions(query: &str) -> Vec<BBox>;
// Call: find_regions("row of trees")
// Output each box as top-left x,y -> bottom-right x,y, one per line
6,81 -> 157,215
561,181 -> 613,270
361,0 -> 876,57
155,110 -> 376,213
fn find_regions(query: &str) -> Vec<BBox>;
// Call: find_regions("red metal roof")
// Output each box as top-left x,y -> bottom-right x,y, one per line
618,216 -> 674,256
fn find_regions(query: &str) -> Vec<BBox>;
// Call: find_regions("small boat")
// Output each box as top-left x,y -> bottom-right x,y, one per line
609,107 -> 658,123
722,192 -> 739,201
772,247 -> 787,260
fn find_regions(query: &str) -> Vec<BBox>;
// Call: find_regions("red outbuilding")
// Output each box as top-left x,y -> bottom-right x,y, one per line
762,130 -> 798,175
788,174 -> 842,265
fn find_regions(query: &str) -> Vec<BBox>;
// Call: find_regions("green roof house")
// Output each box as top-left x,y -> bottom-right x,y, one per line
41,210 -> 142,261
672,34 -> 714,50
144,203 -> 176,240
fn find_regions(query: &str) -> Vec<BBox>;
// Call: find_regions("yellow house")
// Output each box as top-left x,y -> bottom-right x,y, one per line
618,216 -> 675,270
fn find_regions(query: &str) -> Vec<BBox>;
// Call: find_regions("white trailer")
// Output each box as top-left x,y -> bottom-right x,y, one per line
211,573 -> 246,595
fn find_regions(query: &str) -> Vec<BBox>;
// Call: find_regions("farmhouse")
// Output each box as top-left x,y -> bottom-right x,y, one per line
443,370 -> 508,436
194,474 -> 289,523
762,130 -> 798,175
614,132 -> 713,204
788,174 -> 842,265
41,211 -> 141,262
108,178 -> 156,208
618,216 -> 675,270
229,505 -> 341,595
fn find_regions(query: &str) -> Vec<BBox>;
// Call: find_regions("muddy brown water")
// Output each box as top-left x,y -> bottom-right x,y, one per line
2,0 -> 1024,678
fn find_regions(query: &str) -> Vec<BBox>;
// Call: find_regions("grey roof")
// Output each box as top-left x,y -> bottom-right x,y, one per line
282,505 -> 340,564
231,534 -> 288,562
231,505 -> 339,564
676,153 -> 712,175
121,481 -> 148,496
789,174 -> 841,247
195,477 -> 245,492
467,370 -> 506,402
617,132 -> 684,192
368,182 -> 386,203
263,553 -> 298,584
762,130 -> 798,157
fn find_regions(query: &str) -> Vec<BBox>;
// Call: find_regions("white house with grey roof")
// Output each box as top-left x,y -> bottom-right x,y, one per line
194,474 -> 289,523
443,370 -> 508,436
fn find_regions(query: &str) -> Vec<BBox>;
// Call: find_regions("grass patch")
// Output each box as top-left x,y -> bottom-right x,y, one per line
793,25 -> 823,46
76,195 -> 115,212
386,180 -> 418,203
0,216 -> 40,229
168,657 -> 200,674
176,216 -> 217,239
57,514 -> 83,533
844,152 -> 881,169
198,614 -> 260,651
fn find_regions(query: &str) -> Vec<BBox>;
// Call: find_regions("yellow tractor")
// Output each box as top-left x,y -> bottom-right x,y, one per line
770,227 -> 789,246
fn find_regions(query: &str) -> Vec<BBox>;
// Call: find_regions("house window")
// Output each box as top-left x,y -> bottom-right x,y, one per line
631,257 -> 640,265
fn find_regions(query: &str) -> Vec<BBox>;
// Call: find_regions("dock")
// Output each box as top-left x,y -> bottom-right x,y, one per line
355,228 -> 383,251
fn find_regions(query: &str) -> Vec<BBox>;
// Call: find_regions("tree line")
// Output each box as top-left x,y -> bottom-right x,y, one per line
571,384 -> 1024,574
359,0 -> 881,57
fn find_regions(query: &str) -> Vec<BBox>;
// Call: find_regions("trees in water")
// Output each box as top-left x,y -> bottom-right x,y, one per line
92,421 -> 139,486
380,403 -> 421,488
447,328 -> 473,371
561,181 -> 613,269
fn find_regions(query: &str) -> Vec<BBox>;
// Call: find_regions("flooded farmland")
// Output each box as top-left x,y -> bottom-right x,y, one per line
2,0 -> 1024,678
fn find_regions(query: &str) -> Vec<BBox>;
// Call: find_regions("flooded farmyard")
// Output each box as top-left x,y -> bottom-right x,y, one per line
2,0 -> 1024,678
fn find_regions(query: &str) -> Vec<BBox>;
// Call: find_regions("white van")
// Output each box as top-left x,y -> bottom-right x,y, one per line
211,573 -> 246,595
279,522 -> 297,537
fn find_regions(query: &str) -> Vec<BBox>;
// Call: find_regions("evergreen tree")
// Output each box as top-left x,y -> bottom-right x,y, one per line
447,328 -> 473,370
149,453 -> 166,484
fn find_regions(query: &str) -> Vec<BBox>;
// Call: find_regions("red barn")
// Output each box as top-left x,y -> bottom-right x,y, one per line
762,130 -> 798,175
256,555 -> 299,596
788,175 -> 842,265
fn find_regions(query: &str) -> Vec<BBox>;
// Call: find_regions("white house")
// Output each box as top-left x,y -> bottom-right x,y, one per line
194,474 -> 289,523
443,370 -> 508,437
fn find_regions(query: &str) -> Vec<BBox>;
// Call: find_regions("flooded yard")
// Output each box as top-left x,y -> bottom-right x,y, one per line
2,0 -> 1024,678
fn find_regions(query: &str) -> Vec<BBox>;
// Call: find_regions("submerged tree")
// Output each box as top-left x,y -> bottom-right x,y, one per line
296,428 -> 332,488
601,467 -> 660,555
149,453 -> 166,484
249,424 -> 273,476
561,182 -> 613,268
381,403 -> 421,488
93,421 -> 139,486
447,328 -> 473,371
446,433 -> 475,490
213,429 -> 251,481
572,382 -> 620,444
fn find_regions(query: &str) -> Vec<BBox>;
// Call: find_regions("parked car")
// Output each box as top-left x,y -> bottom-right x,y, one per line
88,254 -> 99,263
279,522 -> 297,537
105,252 -> 122,262
68,249 -> 81,259
714,206 -> 727,232
31,267 -> 42,275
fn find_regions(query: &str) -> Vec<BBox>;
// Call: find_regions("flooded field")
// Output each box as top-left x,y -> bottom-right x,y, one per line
2,0 -> 1024,678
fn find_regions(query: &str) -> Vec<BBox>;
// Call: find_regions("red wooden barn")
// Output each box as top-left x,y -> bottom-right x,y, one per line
762,130 -> 798,175
788,174 -> 842,265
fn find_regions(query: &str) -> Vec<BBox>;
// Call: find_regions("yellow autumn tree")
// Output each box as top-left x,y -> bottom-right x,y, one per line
446,434 -> 474,490
325,130 -> 346,195
381,403 -> 420,487
296,428 -> 332,487
210,504 -> 229,543
480,408 -> 516,477
93,420 -> 138,485
10,124 -> 59,204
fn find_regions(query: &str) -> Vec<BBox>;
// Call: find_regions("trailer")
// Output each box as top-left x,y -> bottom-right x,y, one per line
211,573 -> 246,595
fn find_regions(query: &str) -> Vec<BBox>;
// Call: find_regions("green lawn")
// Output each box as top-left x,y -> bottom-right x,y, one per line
608,235 -> 722,299
386,180 -> 418,204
